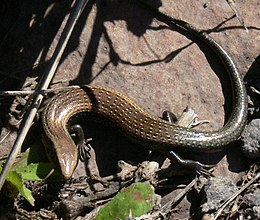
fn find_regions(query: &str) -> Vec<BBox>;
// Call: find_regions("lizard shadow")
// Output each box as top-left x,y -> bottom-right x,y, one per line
68,0 -> 163,84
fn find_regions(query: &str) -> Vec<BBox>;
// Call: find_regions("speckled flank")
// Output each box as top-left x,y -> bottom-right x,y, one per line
42,84 -> 247,152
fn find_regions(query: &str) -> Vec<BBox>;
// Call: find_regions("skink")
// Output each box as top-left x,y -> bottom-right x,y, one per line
41,6 -> 248,180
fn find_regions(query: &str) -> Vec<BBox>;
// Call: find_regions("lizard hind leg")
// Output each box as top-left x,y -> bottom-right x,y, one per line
161,110 -> 215,176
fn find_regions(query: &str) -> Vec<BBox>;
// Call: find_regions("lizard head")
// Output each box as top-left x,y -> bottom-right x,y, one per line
43,134 -> 78,180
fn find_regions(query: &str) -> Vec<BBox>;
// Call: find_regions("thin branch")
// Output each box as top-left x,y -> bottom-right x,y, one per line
214,172 -> 260,219
0,85 -> 81,96
226,0 -> 248,31
161,179 -> 196,213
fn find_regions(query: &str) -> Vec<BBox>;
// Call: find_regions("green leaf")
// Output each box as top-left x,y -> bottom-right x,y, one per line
16,162 -> 55,181
6,170 -> 35,206
0,142 -> 56,207
95,182 -> 155,220
12,143 -> 59,181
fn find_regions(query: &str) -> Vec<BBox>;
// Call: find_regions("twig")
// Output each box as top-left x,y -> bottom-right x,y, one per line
0,85 -> 81,96
0,0 -> 90,190
161,179 -> 196,213
214,172 -> 260,219
0,130 -> 11,145
226,0 -> 248,31
138,179 -> 196,220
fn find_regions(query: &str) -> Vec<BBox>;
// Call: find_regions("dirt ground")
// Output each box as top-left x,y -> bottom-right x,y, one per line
0,0 -> 259,219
